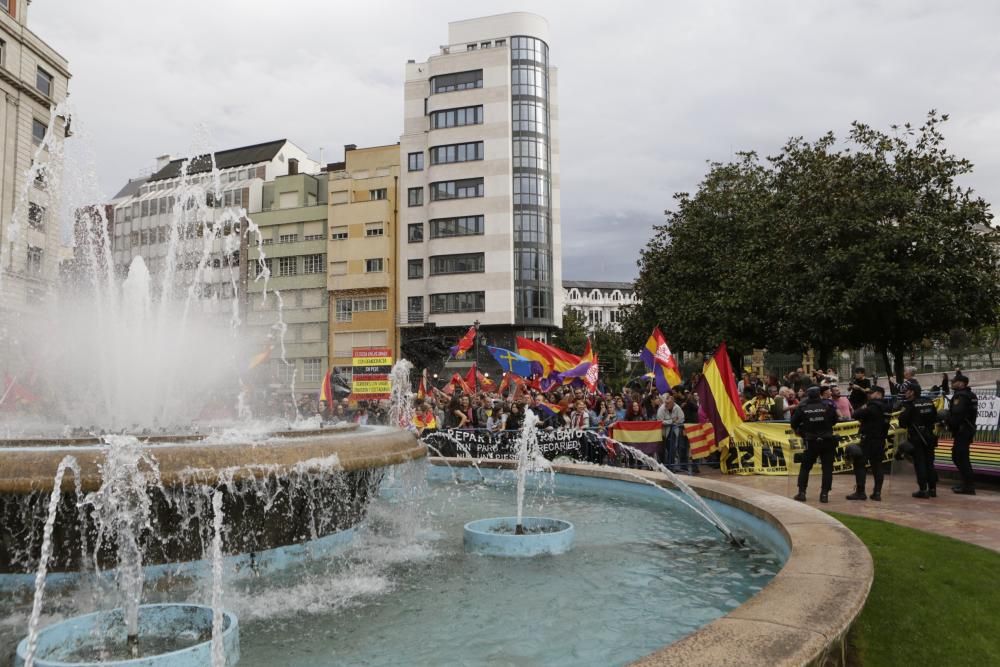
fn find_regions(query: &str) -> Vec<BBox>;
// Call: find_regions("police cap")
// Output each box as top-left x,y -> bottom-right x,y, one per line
952,371 -> 969,386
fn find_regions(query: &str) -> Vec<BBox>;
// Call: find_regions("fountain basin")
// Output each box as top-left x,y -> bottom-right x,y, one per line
464,517 -> 574,557
0,426 -> 425,580
14,603 -> 238,666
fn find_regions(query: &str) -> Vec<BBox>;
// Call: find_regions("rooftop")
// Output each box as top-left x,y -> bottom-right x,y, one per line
111,176 -> 149,200
564,280 -> 635,291
148,139 -> 288,182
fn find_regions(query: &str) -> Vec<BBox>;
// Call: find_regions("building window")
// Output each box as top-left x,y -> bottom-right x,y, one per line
430,253 -> 484,276
609,310 -> 621,324
365,258 -> 383,273
466,43 -> 477,51
335,298 -> 353,322
279,233 -> 298,244
429,141 -> 484,166
26,245 -> 42,276
480,42 -> 491,49
277,361 -> 297,385
32,119 -> 46,145
278,256 -> 297,277
407,152 -> 424,171
407,223 -> 424,243
354,296 -> 387,312
303,358 -> 323,383
140,200 -> 150,217
331,226 -> 348,240
430,178 -> 484,201
365,222 -> 384,237
515,249 -> 550,281
27,202 -> 45,229
407,296 -> 424,324
330,261 -> 347,276
255,258 -> 272,277
0,1 -> 9,16
303,254 -> 324,274
36,67 -> 53,97
589,310 -> 603,325
407,259 -> 423,279
430,291 -> 485,314
430,105 -> 483,130
140,229 -> 149,245
369,188 -> 387,201
430,69 -> 483,94
408,187 -> 423,207
429,215 -> 484,238
516,287 -> 551,320
496,39 -> 506,47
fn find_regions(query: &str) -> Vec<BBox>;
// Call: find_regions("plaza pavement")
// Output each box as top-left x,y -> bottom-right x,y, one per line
701,464 -> 1000,553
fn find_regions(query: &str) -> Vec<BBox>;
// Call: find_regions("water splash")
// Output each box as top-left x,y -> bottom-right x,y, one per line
597,435 -> 740,545
83,436 -> 162,645
388,360 -> 415,430
210,489 -> 225,667
515,410 -> 554,534
22,455 -> 80,667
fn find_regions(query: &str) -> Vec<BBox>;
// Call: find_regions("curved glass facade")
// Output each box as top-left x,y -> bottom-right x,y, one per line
511,35 -> 553,325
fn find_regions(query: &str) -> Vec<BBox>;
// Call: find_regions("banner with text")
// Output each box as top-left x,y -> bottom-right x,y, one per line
720,419 -> 907,476
424,428 -> 607,463
351,347 -> 392,402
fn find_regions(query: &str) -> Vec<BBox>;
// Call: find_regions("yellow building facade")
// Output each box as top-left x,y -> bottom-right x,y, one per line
327,144 -> 400,376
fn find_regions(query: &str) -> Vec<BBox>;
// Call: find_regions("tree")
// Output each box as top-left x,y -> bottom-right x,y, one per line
630,111 -> 1000,380
591,324 -> 630,389
551,306 -> 589,355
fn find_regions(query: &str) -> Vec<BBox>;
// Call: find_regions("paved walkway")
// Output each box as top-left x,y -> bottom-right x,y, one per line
701,464 -> 1000,553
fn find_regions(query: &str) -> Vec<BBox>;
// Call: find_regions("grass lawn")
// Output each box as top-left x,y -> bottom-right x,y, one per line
829,512 -> 1000,667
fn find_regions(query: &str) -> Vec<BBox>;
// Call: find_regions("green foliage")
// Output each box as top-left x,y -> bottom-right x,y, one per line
632,111 -> 1000,377
552,306 -> 589,355
830,512 -> 1000,666
591,324 -> 630,388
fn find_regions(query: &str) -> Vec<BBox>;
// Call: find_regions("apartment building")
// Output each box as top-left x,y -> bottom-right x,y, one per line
246,163 -> 329,395
563,280 -> 638,332
0,0 -> 70,314
109,139 -> 319,318
327,144 -> 399,377
398,12 -> 562,357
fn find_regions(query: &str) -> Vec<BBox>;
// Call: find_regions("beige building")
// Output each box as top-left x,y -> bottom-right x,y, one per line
0,0 -> 70,314
327,144 -> 400,376
398,12 -> 562,349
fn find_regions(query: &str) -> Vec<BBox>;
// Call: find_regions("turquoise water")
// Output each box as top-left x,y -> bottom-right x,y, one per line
235,466 -> 784,666
0,465 -> 785,666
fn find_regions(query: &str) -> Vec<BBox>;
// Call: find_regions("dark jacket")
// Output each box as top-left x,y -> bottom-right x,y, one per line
790,398 -> 837,440
853,398 -> 889,441
899,396 -> 938,444
948,388 -> 978,435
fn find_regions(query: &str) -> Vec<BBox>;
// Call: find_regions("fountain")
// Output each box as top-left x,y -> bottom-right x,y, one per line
0,115 -> 870,666
0,125 -> 423,665
462,409 -> 575,557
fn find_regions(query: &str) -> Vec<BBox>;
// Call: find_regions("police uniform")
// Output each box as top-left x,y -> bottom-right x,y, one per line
898,382 -> 940,497
948,373 -> 978,494
847,392 -> 889,500
790,390 -> 839,502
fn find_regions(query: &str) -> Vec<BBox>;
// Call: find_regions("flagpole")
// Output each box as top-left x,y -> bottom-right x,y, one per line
473,319 -> 480,393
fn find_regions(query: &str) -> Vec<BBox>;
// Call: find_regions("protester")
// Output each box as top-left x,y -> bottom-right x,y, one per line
830,386 -> 853,420
657,394 -> 685,466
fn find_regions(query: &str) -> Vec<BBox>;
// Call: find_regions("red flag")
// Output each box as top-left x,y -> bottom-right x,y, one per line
464,364 -> 478,392
450,372 -> 473,395
450,326 -> 477,359
478,370 -> 497,392
498,372 -> 511,395
685,423 -> 717,459
319,368 -> 333,404
416,370 -> 427,400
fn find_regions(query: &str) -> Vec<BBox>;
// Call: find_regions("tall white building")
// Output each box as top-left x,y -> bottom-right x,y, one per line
398,12 -> 562,347
0,0 -> 70,314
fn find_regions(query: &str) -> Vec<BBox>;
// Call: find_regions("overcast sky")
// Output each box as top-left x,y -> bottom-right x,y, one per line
31,0 -> 1000,281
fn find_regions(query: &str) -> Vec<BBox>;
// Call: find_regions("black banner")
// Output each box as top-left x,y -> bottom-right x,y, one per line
423,428 -> 607,463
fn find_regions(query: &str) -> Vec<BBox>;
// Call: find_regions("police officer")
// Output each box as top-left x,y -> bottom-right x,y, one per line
948,371 -> 978,495
898,380 -> 940,498
791,386 -> 839,503
846,386 -> 890,501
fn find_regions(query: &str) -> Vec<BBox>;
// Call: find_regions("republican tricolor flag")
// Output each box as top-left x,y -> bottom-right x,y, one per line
450,326 -> 477,359
694,342 -> 745,451
640,327 -> 682,394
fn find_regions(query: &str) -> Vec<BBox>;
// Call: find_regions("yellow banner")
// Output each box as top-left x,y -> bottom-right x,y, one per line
352,357 -> 392,366
720,419 -> 906,476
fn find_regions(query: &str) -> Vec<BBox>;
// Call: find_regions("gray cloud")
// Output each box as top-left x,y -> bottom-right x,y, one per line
31,0 -> 1000,281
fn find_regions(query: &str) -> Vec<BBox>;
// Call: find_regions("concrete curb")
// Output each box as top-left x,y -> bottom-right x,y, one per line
432,458 -> 873,667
